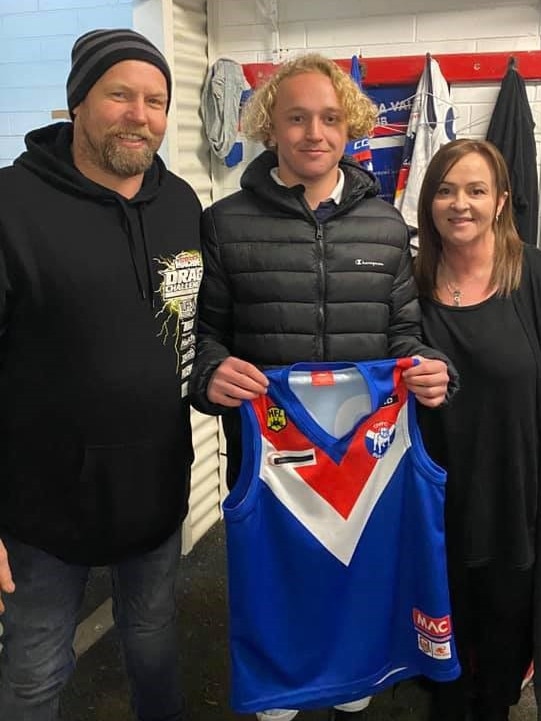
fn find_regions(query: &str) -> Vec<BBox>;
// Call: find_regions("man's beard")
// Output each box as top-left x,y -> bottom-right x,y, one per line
87,127 -> 160,177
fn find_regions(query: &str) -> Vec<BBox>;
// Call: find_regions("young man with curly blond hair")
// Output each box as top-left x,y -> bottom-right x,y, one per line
191,53 -> 455,721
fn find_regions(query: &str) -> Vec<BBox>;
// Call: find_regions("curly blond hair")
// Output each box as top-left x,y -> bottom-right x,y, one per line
241,53 -> 378,148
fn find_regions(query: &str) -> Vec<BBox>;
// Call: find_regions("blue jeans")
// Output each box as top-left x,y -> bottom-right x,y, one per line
0,529 -> 185,721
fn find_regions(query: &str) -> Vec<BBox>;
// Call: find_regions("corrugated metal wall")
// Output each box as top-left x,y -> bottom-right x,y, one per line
171,0 -> 212,205
165,0 -> 224,553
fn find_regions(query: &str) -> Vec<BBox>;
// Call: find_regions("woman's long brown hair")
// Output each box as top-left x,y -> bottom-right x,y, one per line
415,139 -> 523,299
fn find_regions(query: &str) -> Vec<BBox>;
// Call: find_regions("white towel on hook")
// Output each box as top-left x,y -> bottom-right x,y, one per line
201,58 -> 250,161
394,56 -> 456,247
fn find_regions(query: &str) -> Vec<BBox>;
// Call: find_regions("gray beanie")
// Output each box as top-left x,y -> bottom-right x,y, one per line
67,28 -> 172,117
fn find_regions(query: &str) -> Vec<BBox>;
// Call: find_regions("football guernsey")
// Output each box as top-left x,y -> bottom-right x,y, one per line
224,358 -> 459,713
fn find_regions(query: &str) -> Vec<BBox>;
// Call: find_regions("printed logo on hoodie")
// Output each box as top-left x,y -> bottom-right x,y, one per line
156,249 -> 203,397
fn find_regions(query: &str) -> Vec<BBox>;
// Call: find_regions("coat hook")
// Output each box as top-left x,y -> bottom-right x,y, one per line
353,51 -> 367,82
508,55 -> 517,70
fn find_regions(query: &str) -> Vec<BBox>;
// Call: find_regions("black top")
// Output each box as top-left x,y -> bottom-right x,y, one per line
420,293 -> 537,569
0,123 -> 202,564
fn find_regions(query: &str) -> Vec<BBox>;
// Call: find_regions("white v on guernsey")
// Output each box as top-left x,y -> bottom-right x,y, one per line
223,358 -> 460,714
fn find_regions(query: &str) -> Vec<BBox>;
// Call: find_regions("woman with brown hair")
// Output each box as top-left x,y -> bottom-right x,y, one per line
415,138 -> 541,721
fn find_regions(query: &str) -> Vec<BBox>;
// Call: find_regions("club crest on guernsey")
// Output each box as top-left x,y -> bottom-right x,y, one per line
267,406 -> 287,432
365,421 -> 396,459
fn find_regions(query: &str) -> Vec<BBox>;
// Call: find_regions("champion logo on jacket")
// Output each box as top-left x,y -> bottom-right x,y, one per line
355,258 -> 385,267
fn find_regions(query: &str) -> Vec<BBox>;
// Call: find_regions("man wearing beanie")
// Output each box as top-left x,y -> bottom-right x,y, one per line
0,27 -> 201,721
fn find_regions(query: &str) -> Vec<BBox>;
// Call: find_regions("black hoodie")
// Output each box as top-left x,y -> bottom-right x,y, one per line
0,122 -> 202,564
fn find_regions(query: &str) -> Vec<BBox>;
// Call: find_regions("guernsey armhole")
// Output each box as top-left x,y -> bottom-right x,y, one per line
223,404 -> 261,519
406,398 -> 446,484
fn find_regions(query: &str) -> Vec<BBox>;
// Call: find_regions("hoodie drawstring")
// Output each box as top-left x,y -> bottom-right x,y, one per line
116,198 -> 155,309
139,207 -> 156,309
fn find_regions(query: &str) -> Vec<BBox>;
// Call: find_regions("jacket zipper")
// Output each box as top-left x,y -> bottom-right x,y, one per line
315,223 -> 325,360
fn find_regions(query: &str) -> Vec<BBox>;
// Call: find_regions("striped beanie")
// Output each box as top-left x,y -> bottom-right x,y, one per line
67,28 -> 172,117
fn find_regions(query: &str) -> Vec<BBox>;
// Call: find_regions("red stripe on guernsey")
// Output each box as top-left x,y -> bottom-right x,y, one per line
394,357 -> 413,386
254,364 -> 410,519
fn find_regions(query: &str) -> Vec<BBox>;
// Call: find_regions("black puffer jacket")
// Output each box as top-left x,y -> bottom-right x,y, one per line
191,150 -> 451,420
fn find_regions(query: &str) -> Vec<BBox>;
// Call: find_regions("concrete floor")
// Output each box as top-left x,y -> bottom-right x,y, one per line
60,521 -> 538,721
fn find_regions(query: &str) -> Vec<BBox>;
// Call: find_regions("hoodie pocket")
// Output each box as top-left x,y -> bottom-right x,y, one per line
77,438 -> 189,553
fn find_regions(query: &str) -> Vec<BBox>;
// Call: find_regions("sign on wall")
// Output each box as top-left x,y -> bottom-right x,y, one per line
364,83 -> 417,204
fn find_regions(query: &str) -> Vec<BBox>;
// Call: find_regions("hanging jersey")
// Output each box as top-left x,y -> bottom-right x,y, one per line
224,358 -> 459,713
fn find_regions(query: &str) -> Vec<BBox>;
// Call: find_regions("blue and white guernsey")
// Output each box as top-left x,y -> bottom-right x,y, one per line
224,358 -> 459,713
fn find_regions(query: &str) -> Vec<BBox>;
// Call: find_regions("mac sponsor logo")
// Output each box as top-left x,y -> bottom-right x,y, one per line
413,609 -> 452,638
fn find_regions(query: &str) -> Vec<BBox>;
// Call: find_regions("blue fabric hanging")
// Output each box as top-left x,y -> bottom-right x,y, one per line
344,56 -> 373,171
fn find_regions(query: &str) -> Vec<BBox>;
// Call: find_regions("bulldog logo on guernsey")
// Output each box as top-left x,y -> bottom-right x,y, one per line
365,420 -> 396,459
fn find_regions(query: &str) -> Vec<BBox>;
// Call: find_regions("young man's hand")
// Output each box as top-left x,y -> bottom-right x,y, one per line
402,356 -> 449,408
0,539 -> 15,614
207,357 -> 269,407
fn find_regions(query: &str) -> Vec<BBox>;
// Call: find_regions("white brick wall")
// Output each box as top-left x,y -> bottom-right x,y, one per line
1,0 -> 540,206
207,0 -> 541,204
0,0 -> 134,168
